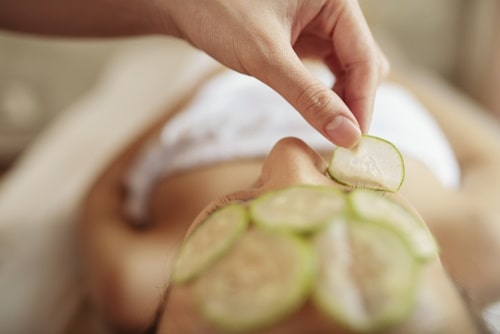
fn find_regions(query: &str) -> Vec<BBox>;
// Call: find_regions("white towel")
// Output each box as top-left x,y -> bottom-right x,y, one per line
126,68 -> 461,221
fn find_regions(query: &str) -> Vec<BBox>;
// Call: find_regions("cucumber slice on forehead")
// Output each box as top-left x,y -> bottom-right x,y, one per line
349,189 -> 438,260
313,216 -> 419,332
194,228 -> 315,332
328,135 -> 405,192
250,185 -> 346,232
171,204 -> 248,284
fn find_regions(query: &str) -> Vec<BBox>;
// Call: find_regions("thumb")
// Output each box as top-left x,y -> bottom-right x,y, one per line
254,52 -> 361,148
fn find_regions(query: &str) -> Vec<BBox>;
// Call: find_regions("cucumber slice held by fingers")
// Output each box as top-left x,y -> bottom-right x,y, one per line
194,228 -> 316,332
313,216 -> 419,332
328,135 -> 405,192
171,203 -> 249,284
250,185 -> 346,233
349,189 -> 438,261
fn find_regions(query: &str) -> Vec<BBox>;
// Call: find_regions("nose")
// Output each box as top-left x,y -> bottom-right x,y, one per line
259,137 -> 333,190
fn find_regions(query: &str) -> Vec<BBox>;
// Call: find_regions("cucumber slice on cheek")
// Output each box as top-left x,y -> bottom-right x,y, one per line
349,189 -> 438,261
313,216 -> 419,332
172,204 -> 248,284
194,229 -> 315,332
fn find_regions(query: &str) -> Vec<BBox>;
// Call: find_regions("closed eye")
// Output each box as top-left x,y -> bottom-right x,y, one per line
202,189 -> 259,218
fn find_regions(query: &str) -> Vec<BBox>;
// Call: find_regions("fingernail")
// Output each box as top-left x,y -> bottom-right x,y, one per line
325,116 -> 361,148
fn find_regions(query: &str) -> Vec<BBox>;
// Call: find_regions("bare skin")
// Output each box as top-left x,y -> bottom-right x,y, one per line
159,256 -> 479,334
80,135 -> 481,333
80,66 -> 500,333
391,65 -> 500,309
0,0 -> 388,148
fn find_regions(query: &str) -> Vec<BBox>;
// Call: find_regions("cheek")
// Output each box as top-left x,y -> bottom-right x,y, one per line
392,259 -> 480,334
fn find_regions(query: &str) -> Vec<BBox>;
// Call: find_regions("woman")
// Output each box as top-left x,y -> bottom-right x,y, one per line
80,60 -> 500,333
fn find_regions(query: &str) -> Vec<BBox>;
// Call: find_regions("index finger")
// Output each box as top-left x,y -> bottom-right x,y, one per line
330,1 -> 389,132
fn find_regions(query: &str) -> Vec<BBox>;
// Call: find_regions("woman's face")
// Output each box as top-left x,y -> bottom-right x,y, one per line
154,137 -> 481,334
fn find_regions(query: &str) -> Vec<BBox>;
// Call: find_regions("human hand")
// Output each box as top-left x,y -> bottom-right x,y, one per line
162,0 -> 389,147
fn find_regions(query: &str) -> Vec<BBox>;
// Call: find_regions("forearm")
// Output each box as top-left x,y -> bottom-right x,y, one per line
0,0 -> 177,37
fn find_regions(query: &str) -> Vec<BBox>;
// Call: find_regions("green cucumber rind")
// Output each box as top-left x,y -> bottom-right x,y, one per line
327,135 -> 405,192
347,188 -> 439,261
249,185 -> 346,233
312,216 -> 420,333
171,203 -> 249,284
195,229 -> 317,332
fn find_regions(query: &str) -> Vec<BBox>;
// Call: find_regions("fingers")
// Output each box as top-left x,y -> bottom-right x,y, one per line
293,78 -> 362,148
329,0 -> 390,133
248,0 -> 388,146
328,53 -> 389,133
168,0 -> 388,148
252,46 -> 362,148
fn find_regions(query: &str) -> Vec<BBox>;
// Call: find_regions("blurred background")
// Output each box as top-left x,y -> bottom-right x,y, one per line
0,0 -> 499,170
1,1 -> 500,333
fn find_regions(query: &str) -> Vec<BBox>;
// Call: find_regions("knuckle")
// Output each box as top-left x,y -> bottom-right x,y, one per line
348,58 -> 377,76
365,59 -> 380,79
297,84 -> 334,119
350,55 -> 389,83
241,35 -> 286,76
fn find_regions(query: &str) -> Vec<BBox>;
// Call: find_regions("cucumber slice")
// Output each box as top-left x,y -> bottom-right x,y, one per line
171,203 -> 248,284
313,216 -> 419,332
349,189 -> 438,260
328,135 -> 405,192
194,228 -> 315,332
250,185 -> 346,232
